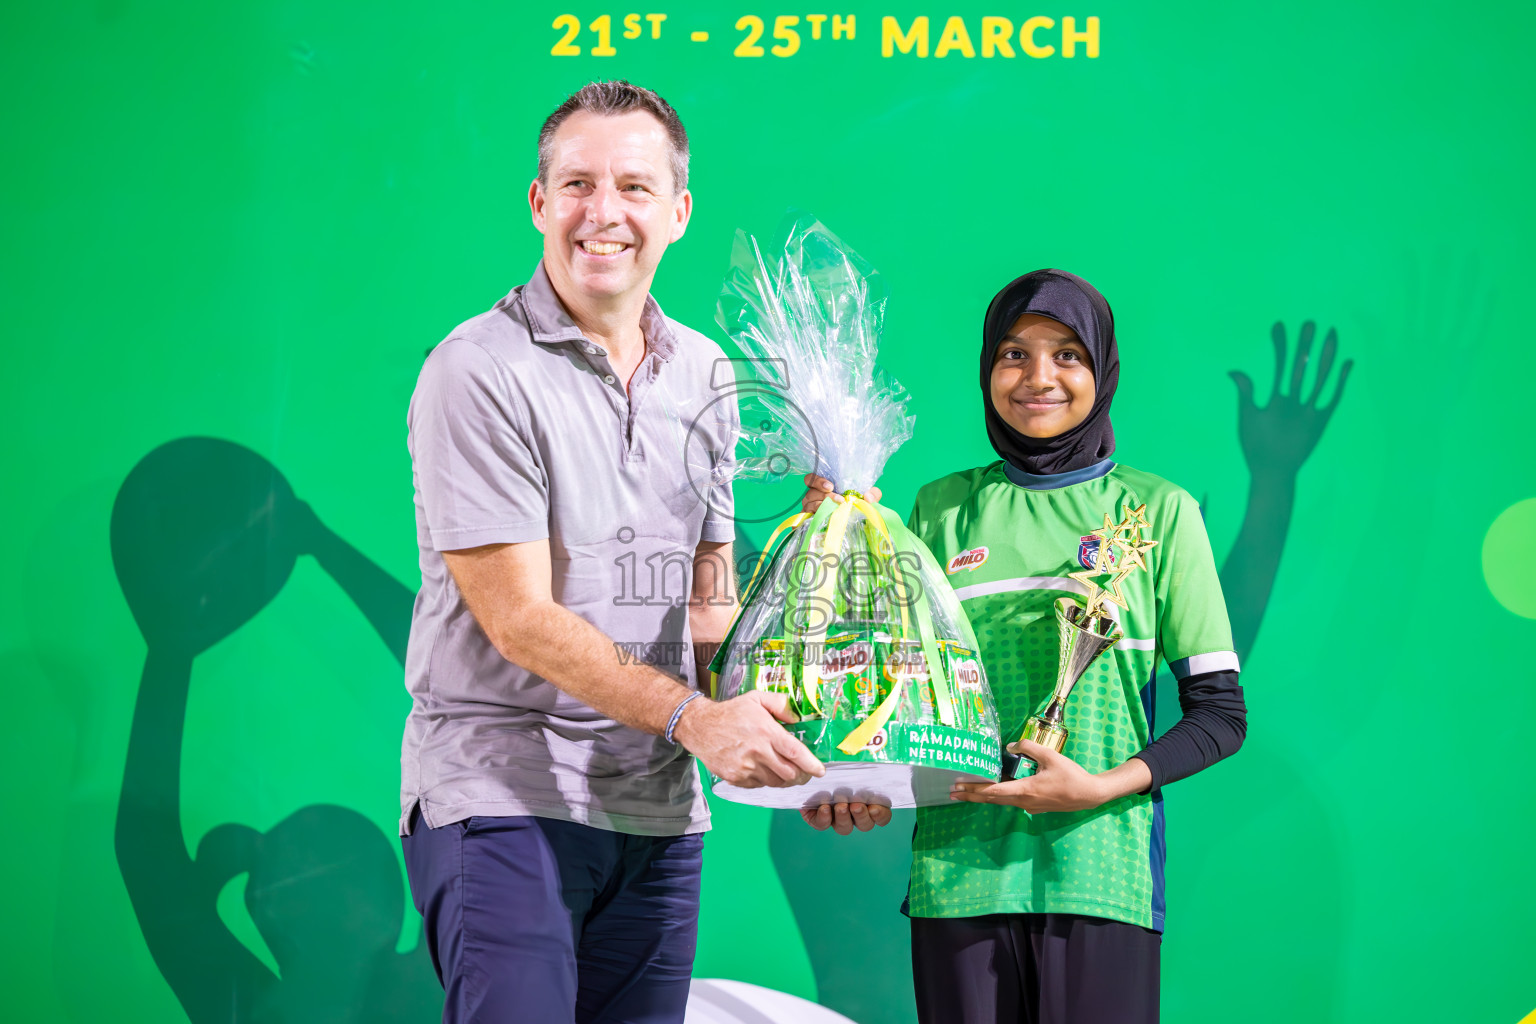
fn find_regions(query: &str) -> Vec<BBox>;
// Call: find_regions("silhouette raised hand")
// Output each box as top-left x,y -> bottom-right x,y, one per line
1229,321 -> 1353,480
1221,322 -> 1352,664
112,437 -> 436,1023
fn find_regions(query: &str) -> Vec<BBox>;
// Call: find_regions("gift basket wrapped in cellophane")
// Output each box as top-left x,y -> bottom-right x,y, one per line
705,214 -> 1001,809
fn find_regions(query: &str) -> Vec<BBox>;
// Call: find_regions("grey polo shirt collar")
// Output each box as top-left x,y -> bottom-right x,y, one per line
518,262 -> 679,365
514,263 -> 679,459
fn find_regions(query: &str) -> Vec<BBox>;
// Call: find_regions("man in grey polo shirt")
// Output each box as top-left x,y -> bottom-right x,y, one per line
399,81 -> 823,1023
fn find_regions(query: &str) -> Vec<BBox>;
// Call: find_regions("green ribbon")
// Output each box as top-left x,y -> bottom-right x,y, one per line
712,495 -> 967,739
867,500 -> 957,729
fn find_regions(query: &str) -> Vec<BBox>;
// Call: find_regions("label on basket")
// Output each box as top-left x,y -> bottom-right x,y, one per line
879,638 -> 940,726
950,655 -> 981,691
814,632 -> 879,719
820,636 -> 874,678
749,659 -> 791,693
941,642 -> 988,724
787,719 -> 1001,777
882,642 -> 931,683
747,639 -> 792,694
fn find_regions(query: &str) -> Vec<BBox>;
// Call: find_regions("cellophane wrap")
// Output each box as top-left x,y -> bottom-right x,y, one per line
708,217 -> 1001,802
714,213 -> 914,496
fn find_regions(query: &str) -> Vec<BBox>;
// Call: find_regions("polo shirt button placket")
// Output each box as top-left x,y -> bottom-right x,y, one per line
578,341 -> 616,388
586,354 -> 627,456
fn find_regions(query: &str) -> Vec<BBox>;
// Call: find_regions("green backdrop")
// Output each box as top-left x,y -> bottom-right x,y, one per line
5,1 -> 1534,1021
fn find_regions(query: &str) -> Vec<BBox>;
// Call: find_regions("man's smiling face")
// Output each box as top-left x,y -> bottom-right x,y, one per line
529,109 -> 691,310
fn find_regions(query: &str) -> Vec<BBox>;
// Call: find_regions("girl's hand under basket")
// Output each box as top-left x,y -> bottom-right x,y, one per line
801,801 -> 893,835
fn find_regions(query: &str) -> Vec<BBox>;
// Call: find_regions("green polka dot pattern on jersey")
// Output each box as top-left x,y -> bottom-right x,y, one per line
901,461 -> 1235,929
907,588 -> 1157,928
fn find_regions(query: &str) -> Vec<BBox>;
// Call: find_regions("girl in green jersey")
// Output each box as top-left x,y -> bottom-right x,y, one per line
804,269 -> 1247,1024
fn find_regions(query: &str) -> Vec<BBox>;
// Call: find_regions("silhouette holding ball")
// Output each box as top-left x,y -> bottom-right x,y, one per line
112,437 -> 436,1023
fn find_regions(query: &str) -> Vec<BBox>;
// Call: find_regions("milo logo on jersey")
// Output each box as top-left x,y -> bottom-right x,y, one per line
947,546 -> 989,574
1078,536 -> 1119,570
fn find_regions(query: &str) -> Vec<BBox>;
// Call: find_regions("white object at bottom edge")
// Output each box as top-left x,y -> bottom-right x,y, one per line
686,979 -> 858,1024
711,761 -> 994,809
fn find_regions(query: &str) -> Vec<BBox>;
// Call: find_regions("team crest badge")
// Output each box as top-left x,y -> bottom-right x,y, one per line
1077,536 -> 1118,571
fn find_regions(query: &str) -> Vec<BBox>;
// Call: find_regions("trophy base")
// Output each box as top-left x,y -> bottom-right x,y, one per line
711,761 -> 994,810
998,752 -> 1038,781
1002,713 -> 1066,780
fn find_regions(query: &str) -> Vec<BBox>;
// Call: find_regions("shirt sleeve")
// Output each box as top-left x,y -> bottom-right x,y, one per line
1130,488 -> 1246,790
1133,668 -> 1247,790
1153,489 -> 1239,677
408,338 -> 549,551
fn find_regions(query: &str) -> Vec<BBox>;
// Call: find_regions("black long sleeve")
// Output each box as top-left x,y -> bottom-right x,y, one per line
1132,669 -> 1247,791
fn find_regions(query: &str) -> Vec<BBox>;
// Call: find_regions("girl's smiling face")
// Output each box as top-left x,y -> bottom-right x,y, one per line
990,313 -> 1097,439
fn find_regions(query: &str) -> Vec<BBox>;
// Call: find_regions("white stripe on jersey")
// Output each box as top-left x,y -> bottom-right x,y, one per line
1169,651 -> 1241,677
950,575 -> 1156,652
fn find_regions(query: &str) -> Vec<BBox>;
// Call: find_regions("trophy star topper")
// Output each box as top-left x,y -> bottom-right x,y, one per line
1092,512 -> 1117,538
1070,504 -> 1157,623
1068,564 -> 1132,615
1120,502 -> 1152,536
1112,533 -> 1159,575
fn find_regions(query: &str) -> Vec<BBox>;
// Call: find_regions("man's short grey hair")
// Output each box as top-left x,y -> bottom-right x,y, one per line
537,80 -> 690,195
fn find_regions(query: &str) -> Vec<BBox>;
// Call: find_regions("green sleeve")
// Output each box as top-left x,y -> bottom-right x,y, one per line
1153,490 -> 1238,674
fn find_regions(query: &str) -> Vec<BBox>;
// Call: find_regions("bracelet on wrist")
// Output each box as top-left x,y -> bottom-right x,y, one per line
665,691 -> 703,745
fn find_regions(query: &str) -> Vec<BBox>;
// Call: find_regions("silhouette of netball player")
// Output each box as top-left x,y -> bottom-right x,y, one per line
112,437 -> 439,1023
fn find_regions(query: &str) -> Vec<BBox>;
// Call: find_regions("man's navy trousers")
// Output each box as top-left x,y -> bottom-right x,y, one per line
403,812 -> 702,1024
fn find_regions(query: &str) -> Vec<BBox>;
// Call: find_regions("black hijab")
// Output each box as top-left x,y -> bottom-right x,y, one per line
980,269 -> 1119,476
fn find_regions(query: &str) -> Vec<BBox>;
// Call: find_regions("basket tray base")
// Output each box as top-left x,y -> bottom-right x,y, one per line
711,761 -> 994,810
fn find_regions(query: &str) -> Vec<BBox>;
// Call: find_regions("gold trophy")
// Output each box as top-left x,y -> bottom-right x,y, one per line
1002,504 -> 1158,780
